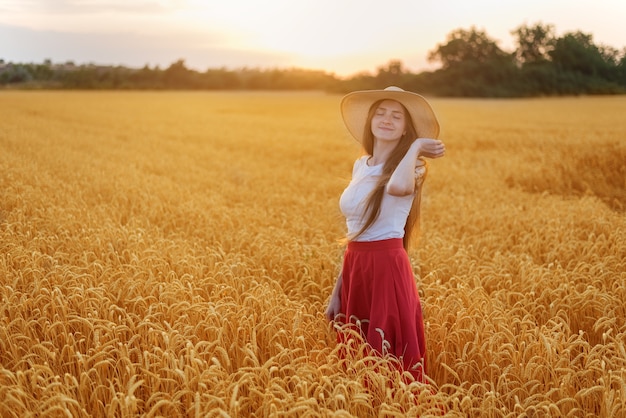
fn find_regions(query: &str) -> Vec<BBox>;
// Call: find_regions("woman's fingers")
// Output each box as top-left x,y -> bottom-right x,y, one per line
419,139 -> 445,158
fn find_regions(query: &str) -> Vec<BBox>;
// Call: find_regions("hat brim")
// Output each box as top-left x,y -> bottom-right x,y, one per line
340,88 -> 440,143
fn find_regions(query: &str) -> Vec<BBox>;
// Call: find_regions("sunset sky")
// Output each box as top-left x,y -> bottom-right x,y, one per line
1,0 -> 625,77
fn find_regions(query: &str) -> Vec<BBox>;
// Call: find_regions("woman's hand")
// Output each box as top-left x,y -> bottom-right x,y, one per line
325,292 -> 342,322
414,138 -> 446,159
325,273 -> 343,321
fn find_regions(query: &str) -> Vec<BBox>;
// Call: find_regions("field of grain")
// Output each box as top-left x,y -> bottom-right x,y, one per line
0,90 -> 625,417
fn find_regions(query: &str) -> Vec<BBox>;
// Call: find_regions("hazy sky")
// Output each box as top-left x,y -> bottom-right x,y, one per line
1,0 -> 625,77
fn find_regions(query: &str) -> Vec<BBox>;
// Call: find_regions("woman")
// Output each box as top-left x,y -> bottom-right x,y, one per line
325,86 -> 445,382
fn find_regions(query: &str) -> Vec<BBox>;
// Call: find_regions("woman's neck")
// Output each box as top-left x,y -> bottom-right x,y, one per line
369,139 -> 396,166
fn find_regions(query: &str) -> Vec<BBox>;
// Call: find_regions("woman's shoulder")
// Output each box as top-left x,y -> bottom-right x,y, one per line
351,155 -> 369,174
355,155 -> 370,165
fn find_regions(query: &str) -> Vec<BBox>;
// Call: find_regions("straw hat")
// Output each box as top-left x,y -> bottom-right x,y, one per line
340,86 -> 440,143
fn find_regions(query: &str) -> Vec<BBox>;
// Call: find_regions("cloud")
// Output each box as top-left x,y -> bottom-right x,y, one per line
0,23 -> 295,70
1,0 -> 187,14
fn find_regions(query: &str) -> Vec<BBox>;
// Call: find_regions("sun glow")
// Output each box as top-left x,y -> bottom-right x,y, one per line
174,0 -> 430,74
181,1 -> 379,55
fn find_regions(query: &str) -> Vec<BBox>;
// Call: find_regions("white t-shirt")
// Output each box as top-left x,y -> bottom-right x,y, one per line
339,156 -> 415,242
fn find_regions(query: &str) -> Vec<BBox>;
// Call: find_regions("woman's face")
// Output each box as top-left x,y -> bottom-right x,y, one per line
370,100 -> 406,143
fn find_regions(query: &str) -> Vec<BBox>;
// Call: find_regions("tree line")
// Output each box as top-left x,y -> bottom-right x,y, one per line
2,22 -> 625,97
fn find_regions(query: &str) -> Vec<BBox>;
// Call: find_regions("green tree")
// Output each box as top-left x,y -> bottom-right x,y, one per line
549,31 -> 608,76
0,64 -> 33,84
618,49 -> 626,82
375,60 -> 408,87
426,27 -> 518,96
548,31 -> 625,93
511,22 -> 556,65
428,27 -> 510,69
163,59 -> 196,88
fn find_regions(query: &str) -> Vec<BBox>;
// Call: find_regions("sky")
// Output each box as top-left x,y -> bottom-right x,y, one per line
1,0 -> 625,77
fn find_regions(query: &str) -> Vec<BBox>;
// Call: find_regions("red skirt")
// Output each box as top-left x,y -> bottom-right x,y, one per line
337,238 -> 427,382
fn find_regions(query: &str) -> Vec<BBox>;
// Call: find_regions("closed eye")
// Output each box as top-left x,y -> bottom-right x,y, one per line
375,108 -> 404,119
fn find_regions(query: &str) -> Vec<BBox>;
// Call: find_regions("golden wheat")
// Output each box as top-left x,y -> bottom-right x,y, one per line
0,91 -> 624,417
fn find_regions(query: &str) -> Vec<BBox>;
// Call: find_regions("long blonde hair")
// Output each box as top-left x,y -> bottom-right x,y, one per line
350,99 -> 427,250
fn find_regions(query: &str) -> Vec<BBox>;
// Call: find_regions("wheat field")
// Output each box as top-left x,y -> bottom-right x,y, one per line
0,91 -> 625,417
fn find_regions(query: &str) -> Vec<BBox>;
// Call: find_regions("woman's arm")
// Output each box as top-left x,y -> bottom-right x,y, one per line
386,138 -> 445,196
